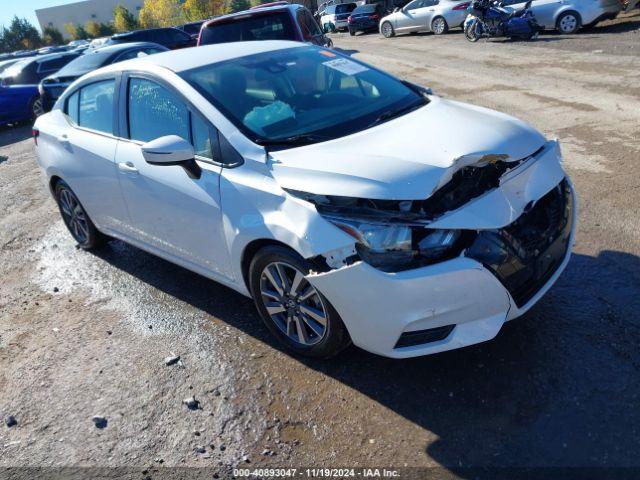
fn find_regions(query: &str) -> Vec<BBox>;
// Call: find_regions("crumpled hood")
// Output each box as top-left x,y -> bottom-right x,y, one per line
269,96 -> 546,200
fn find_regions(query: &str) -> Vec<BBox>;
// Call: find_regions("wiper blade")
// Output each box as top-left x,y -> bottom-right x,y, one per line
367,100 -> 425,129
255,134 -> 328,147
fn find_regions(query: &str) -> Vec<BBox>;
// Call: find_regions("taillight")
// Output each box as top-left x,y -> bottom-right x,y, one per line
347,15 -> 354,23
453,2 -> 470,9
32,128 -> 39,146
369,14 -> 379,19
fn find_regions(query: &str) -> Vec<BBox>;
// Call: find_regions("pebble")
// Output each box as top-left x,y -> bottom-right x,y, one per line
262,449 -> 272,456
219,444 -> 226,451
5,416 -> 17,428
164,355 -> 180,366
212,389 -> 221,397
183,396 -> 199,410
195,445 -> 207,454
53,287 -> 59,293
242,454 -> 250,463
92,416 -> 107,429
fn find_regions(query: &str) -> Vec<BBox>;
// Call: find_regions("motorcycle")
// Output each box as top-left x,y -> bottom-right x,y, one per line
464,0 -> 542,42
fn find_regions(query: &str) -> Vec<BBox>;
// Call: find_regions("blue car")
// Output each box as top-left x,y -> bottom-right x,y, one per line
1,52 -> 80,126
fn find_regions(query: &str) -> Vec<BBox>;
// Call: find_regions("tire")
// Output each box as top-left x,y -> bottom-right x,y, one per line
556,11 -> 580,34
431,16 -> 449,35
349,27 -> 356,36
54,180 -> 108,250
464,21 -> 480,42
30,95 -> 44,120
249,245 -> 351,359
381,21 -> 394,37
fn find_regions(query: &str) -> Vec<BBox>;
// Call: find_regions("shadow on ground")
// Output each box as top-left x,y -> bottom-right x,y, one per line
91,239 -> 640,476
0,124 -> 32,148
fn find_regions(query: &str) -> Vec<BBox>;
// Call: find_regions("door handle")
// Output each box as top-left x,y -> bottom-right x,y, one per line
118,161 -> 138,173
57,134 -> 69,143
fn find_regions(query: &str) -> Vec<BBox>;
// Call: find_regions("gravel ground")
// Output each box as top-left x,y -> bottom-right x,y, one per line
1,11 -> 639,478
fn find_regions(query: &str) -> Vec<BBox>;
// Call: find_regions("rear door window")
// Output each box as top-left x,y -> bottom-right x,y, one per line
200,13 -> 296,44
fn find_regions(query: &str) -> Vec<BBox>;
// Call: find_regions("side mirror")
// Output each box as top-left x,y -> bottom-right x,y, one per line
394,6 -> 400,11
141,135 -> 201,179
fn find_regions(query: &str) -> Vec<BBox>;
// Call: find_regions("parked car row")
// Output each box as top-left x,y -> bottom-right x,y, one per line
315,0 -> 630,36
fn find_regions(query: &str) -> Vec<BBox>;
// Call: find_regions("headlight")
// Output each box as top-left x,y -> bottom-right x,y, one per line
285,189 -> 472,272
329,217 -> 463,272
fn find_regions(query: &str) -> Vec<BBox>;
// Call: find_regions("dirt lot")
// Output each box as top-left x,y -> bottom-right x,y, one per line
1,11 -> 639,479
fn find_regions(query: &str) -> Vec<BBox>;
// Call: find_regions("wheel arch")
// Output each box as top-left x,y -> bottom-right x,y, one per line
240,238 -> 305,294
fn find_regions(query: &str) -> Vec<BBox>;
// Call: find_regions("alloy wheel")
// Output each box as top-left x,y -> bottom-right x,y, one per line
58,188 -> 89,244
382,22 -> 393,37
32,96 -> 45,118
432,18 -> 446,34
259,261 -> 328,346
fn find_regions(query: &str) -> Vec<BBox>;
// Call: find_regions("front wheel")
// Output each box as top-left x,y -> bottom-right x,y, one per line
249,245 -> 351,358
431,16 -> 449,35
381,21 -> 394,38
464,21 -> 481,42
556,11 -> 580,34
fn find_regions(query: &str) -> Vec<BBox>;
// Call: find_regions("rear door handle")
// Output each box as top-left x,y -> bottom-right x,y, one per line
118,161 -> 138,174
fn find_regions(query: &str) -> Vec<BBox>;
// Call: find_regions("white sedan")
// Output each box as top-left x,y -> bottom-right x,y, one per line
34,41 -> 575,359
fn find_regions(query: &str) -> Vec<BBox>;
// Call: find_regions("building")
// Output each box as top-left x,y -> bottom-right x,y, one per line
35,0 -> 144,39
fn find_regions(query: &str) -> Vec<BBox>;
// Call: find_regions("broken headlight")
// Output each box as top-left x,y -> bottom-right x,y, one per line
333,219 -> 463,272
286,189 -> 472,272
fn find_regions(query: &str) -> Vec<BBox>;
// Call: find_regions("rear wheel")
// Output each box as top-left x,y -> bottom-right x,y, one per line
249,245 -> 351,358
556,11 -> 580,34
30,96 -> 44,120
431,16 -> 449,35
381,22 -> 395,37
349,27 -> 356,35
54,180 -> 108,250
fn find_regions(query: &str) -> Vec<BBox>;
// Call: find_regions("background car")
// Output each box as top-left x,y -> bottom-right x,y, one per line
380,0 -> 471,36
0,58 -> 23,75
199,4 -> 332,48
39,42 -> 168,113
501,0 -> 622,33
109,27 -> 196,50
178,20 -> 206,40
0,52 -> 80,125
320,3 -> 358,31
348,3 -> 385,35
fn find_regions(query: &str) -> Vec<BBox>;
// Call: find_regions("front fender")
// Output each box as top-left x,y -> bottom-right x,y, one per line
219,164 -> 355,293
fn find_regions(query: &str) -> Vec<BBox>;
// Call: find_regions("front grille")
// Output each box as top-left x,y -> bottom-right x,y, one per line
466,179 -> 573,308
395,324 -> 455,349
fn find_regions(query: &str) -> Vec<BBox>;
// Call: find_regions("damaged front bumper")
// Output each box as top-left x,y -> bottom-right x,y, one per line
306,145 -> 576,359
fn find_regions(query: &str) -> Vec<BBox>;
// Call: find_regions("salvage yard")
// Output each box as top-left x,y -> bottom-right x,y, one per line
1,10 -> 640,477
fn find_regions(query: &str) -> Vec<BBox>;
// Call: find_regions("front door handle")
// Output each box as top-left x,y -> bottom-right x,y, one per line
118,161 -> 138,174
57,134 -> 69,144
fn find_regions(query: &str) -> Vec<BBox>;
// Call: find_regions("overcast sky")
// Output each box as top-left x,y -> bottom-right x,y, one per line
1,0 -> 81,31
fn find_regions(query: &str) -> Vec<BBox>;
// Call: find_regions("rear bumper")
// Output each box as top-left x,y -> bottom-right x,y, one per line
307,179 -> 576,359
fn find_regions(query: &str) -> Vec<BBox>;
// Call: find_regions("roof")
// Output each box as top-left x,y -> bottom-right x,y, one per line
204,4 -> 302,26
92,40 -> 305,76
112,26 -> 182,39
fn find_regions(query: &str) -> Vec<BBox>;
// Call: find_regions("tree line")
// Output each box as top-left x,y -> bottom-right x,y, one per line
0,0 -> 269,53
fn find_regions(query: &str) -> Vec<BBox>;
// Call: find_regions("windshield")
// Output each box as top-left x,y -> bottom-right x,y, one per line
200,13 -> 295,44
180,46 -> 426,146
53,51 -> 111,78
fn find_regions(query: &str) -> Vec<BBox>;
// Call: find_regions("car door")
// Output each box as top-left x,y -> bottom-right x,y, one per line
113,74 -> 231,278
297,8 -> 329,46
395,0 -> 428,31
530,0 -> 563,27
49,77 -> 130,232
